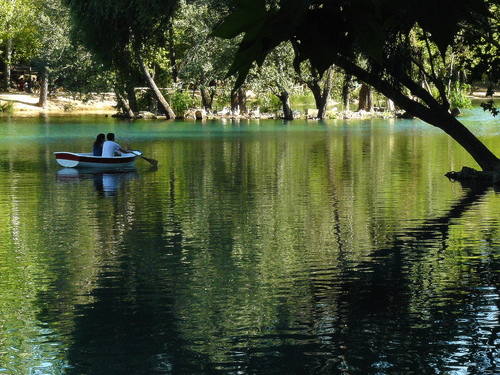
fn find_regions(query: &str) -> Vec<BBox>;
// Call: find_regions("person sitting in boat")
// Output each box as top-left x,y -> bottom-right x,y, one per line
102,133 -> 128,157
93,133 -> 105,156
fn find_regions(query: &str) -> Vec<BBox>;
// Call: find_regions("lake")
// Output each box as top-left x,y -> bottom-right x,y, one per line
0,110 -> 498,374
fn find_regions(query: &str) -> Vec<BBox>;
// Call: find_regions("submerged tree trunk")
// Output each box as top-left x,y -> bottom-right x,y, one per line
435,114 -> 500,172
278,90 -> 293,120
37,65 -> 49,108
3,39 -> 12,92
138,57 -> 175,119
358,83 -> 373,111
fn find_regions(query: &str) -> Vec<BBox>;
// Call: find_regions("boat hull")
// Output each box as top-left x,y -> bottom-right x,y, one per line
54,152 -> 141,168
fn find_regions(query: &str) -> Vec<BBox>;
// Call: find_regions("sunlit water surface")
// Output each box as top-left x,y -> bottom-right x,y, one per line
0,109 -> 498,374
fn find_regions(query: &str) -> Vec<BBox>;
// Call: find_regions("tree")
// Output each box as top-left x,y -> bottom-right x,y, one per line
1,0 -> 86,107
172,0 -> 237,112
341,73 -> 355,111
295,62 -> 334,119
65,0 -> 178,118
357,83 -> 373,112
215,0 -> 500,175
0,0 -> 39,91
32,0 -> 72,107
250,42 -> 298,120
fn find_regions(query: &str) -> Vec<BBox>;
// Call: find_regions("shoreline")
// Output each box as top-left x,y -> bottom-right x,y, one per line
0,91 -> 497,120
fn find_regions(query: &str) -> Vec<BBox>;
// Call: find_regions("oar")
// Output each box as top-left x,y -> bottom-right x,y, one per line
130,150 -> 158,167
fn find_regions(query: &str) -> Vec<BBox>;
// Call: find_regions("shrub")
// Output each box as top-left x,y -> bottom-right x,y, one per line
290,92 -> 315,108
450,83 -> 472,109
214,91 -> 231,112
168,90 -> 198,117
252,93 -> 281,113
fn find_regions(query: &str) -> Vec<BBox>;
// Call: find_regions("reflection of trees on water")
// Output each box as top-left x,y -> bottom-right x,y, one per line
61,137 -> 498,372
306,184 -> 499,374
1,130 -> 498,373
56,167 -> 215,374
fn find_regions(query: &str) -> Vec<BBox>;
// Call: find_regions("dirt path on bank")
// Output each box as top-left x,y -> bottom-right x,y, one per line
0,92 -> 116,116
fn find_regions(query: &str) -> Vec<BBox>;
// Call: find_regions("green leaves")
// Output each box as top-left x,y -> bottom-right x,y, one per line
212,0 -> 269,87
216,0 -> 498,96
65,0 -> 178,66
212,0 -> 266,39
215,0 -> 307,87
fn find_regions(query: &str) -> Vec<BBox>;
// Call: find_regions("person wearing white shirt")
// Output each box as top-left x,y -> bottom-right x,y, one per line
102,133 -> 128,157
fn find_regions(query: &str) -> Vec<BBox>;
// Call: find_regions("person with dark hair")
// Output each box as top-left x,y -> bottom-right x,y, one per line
93,133 -> 105,156
102,133 -> 128,157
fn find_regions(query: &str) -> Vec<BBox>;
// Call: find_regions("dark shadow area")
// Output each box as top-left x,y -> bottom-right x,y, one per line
214,184 -> 499,374
34,174 -> 497,374
308,183 -> 499,374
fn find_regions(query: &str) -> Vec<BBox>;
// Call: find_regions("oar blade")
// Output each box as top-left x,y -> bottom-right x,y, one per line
143,156 -> 158,167
130,150 -> 158,167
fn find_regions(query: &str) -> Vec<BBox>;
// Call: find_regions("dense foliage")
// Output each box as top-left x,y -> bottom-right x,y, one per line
215,0 -> 500,171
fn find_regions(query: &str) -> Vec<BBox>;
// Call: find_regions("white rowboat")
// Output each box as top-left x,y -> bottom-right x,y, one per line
54,151 -> 142,168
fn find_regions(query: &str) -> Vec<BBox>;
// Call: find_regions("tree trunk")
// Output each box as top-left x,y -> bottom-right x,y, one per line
317,96 -> 328,119
126,85 -> 138,114
307,80 -> 330,119
319,67 -> 333,119
278,91 -> 293,120
167,26 -> 178,83
3,39 -> 12,92
435,114 -> 500,172
386,98 -> 395,111
332,55 -> 500,172
139,57 -> 175,119
358,83 -> 373,111
301,67 -> 332,119
114,87 -> 135,118
230,89 -> 239,114
37,66 -> 49,108
200,86 -> 215,112
308,82 -> 323,118
237,87 -> 247,114
342,74 -> 352,111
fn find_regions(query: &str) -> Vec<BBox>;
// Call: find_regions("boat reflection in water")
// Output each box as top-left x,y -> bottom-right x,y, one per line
57,167 -> 138,196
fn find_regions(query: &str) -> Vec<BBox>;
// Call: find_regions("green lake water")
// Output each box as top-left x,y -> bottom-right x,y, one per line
0,109 -> 498,374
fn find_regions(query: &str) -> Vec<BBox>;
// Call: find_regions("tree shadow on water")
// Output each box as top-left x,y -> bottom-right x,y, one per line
32,179 -> 498,375
312,182 -> 499,374
217,182 -> 499,375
